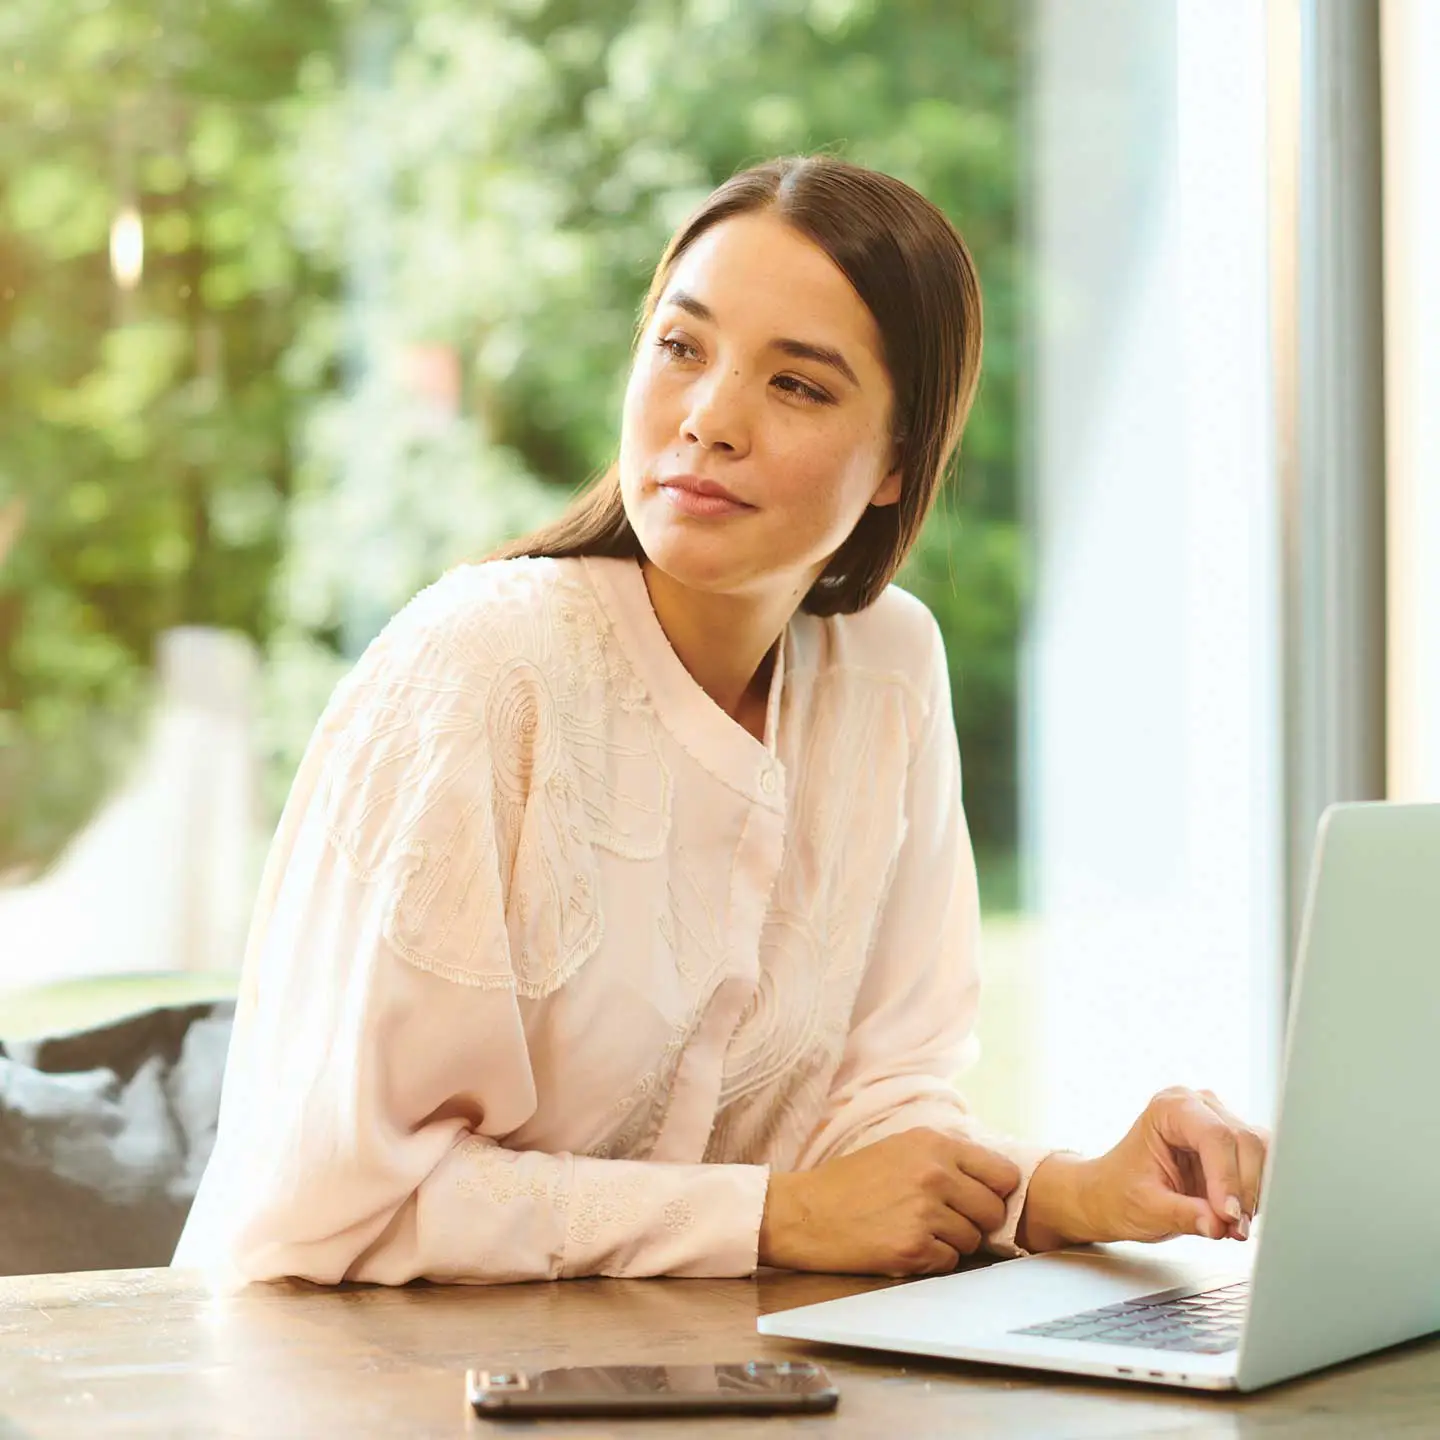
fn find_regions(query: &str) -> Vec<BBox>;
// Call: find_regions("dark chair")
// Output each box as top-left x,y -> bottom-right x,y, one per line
0,999 -> 234,1276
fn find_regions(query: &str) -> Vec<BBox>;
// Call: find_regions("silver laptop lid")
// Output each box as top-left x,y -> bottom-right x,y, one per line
1238,802 -> 1440,1391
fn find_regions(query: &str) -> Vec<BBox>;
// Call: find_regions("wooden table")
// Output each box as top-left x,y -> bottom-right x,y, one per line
1,1266 -> 1437,1438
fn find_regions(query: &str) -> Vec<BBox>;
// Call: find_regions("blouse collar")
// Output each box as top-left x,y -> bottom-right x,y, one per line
581,556 -> 787,811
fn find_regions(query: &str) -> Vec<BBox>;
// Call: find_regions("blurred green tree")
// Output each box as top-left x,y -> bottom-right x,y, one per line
0,0 -> 339,875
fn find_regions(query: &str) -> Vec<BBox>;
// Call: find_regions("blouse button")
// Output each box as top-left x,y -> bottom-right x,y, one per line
759,768 -> 778,796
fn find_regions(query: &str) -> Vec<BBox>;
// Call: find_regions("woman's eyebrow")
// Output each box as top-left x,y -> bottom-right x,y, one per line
662,288 -> 861,388
771,336 -> 859,388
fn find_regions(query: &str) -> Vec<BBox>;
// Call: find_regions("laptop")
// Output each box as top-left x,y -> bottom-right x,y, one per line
758,801 -> 1440,1391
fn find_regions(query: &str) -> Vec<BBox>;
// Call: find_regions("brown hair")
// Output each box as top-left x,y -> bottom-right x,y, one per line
490,153 -> 984,615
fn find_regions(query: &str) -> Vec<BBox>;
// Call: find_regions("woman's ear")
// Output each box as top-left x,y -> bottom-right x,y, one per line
870,468 -> 903,508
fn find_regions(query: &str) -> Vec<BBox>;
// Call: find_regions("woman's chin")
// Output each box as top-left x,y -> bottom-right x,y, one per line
635,526 -> 755,596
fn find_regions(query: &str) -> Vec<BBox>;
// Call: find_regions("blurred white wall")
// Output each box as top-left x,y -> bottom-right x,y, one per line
1023,0 -> 1283,1152
0,628 -> 262,994
1383,0 -> 1440,803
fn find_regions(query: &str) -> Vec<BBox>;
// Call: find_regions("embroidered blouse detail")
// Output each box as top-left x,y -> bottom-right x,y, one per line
175,556 -> 1053,1287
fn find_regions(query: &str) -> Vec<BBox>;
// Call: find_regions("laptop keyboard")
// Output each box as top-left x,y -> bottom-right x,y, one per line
1012,1279 -> 1248,1355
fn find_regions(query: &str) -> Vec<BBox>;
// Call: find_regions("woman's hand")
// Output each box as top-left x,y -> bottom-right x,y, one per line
759,1128 -> 1022,1277
1018,1087 -> 1271,1252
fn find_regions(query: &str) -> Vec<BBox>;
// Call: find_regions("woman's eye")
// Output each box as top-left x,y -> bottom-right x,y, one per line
655,337 -> 829,406
773,375 -> 831,405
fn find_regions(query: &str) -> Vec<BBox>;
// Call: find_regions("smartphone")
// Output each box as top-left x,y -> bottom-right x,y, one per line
466,1359 -> 839,1417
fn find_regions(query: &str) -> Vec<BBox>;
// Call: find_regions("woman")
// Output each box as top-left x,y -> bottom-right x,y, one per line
175,155 -> 1268,1286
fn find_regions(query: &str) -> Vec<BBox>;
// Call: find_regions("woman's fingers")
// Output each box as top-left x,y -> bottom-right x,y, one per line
1084,1089 -> 1273,1246
1145,1087 -> 1272,1241
1197,1090 -> 1270,1231
1148,1183 -> 1225,1241
945,1136 -> 1023,1200
1149,1088 -> 1244,1233
915,1239 -> 963,1276
1163,1088 -> 1244,1226
932,1166 -> 1009,1237
927,1207 -> 985,1261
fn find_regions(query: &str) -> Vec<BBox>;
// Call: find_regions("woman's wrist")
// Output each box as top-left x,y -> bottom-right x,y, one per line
1016,1152 -> 1102,1253
758,1170 -> 806,1269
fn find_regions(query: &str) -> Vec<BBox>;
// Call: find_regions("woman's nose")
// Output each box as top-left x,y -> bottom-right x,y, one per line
681,370 -> 751,455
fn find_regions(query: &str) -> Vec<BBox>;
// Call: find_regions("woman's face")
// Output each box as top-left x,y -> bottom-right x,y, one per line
618,211 -> 902,604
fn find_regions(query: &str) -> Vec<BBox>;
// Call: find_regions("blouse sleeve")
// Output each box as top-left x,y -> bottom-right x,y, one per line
173,599 -> 769,1286
791,613 -> 1054,1258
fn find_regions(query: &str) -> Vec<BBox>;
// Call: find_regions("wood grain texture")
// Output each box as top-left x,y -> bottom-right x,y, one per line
0,1266 -> 1436,1438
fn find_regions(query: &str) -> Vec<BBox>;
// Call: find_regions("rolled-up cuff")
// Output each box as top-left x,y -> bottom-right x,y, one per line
980,1139 -> 1068,1258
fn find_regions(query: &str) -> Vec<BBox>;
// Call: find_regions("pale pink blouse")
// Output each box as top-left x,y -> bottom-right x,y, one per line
173,555 -> 1053,1285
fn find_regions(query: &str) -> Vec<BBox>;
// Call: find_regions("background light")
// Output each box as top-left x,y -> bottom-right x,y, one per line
109,205 -> 144,290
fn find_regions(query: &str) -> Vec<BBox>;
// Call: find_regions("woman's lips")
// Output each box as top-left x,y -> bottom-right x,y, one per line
656,478 -> 754,518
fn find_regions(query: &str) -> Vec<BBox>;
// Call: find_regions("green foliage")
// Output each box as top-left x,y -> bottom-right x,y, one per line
897,497 -> 1027,858
2,0 -> 1027,883
1,0 -> 338,875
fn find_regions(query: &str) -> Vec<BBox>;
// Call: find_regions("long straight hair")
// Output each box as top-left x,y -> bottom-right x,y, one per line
490,154 -> 984,616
